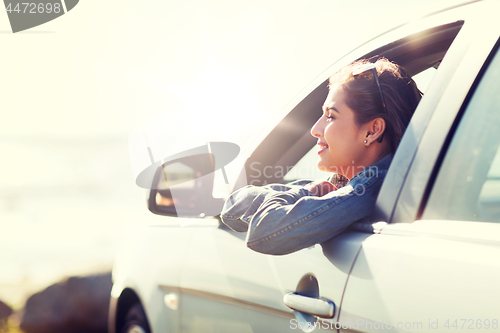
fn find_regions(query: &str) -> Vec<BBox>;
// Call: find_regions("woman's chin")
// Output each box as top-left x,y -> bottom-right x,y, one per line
316,161 -> 332,173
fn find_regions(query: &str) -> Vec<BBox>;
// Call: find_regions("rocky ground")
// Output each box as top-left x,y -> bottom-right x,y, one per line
0,272 -> 111,333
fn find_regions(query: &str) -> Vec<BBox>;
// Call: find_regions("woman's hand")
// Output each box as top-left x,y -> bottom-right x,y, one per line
304,180 -> 338,197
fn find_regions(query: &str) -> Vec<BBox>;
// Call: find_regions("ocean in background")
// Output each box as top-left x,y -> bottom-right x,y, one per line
0,135 -> 165,308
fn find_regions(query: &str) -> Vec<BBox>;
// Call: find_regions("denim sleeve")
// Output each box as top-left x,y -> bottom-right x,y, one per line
220,180 -> 314,232
221,176 -> 384,255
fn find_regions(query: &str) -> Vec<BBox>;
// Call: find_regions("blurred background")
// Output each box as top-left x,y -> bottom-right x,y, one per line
1,0 -> 455,311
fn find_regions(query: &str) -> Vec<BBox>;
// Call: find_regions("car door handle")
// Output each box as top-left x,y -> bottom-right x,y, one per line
283,292 -> 335,318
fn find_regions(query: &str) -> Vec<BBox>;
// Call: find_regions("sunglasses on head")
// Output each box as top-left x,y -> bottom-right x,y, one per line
352,63 -> 387,143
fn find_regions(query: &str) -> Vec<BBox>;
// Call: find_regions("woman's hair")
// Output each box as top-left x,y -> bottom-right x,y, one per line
328,58 -> 423,154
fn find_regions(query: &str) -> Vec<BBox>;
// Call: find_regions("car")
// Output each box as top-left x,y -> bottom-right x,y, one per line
109,0 -> 500,332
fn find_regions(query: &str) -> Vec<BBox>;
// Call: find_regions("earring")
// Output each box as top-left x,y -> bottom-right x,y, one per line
364,140 -> 368,144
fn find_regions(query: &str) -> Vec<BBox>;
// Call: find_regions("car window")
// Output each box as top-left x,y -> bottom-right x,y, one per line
283,66 -> 437,183
422,44 -> 500,223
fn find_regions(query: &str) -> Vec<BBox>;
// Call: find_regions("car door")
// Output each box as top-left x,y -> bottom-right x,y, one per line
338,15 -> 500,333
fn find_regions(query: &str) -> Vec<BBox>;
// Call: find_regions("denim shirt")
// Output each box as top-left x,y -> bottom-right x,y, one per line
220,154 -> 392,255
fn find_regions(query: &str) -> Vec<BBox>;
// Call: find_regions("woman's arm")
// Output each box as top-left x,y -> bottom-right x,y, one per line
221,179 -> 335,232
220,181 -> 315,232
221,172 -> 386,255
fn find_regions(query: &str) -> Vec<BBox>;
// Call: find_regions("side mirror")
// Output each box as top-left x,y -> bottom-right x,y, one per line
147,153 -> 225,218
135,142 -> 240,218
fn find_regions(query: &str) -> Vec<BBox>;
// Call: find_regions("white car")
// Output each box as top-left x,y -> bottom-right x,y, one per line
109,1 -> 500,332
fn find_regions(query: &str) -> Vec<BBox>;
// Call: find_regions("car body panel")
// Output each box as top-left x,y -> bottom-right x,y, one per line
177,224 -> 367,332
339,221 -> 500,333
112,222 -> 195,333
178,224 -> 292,332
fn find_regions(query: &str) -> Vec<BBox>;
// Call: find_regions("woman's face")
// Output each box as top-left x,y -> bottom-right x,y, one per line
310,87 -> 368,175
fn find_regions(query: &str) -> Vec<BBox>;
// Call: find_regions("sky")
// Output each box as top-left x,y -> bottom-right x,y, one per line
0,0 -> 467,307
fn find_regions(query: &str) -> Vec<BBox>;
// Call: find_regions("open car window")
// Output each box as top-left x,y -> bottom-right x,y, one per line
245,21 -> 463,187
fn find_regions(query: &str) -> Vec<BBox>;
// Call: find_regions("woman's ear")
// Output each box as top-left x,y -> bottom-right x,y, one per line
364,117 -> 386,144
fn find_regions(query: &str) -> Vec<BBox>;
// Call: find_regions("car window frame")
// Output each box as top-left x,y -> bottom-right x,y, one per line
389,11 -> 500,223
419,38 -> 500,222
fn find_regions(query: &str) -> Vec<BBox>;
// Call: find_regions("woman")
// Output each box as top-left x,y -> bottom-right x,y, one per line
221,58 -> 422,255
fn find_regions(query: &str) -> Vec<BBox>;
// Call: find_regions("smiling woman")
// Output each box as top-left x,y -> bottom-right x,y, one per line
220,58 -> 422,255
